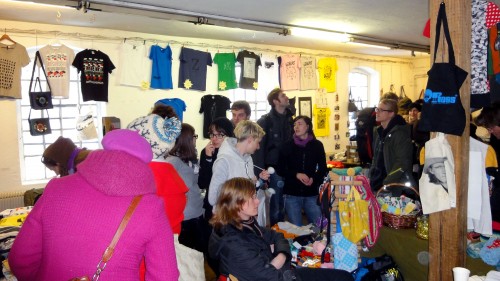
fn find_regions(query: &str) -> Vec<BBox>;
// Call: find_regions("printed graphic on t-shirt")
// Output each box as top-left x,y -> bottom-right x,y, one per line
0,59 -> 15,90
318,109 -> 327,129
83,58 -> 105,84
303,60 -> 314,79
44,52 -> 69,79
285,60 -> 297,80
323,65 -> 332,80
243,57 -> 256,79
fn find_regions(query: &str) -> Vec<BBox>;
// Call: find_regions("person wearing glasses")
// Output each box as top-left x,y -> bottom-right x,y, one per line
165,123 -> 206,253
199,117 -> 235,219
197,117 -> 235,276
41,136 -> 92,177
368,98 -> 414,191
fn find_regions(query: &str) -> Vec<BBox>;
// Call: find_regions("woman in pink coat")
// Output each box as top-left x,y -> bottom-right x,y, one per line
9,129 -> 179,281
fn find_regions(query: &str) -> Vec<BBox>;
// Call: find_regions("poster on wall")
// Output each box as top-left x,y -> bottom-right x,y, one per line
299,97 -> 312,118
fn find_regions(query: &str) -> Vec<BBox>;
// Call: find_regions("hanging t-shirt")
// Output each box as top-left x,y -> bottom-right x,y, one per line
149,44 -> 173,90
199,95 -> 231,138
38,44 -> 75,98
317,57 -> 338,93
237,50 -> 261,90
300,56 -> 317,90
178,47 -> 212,91
213,52 -> 237,91
279,54 -> 300,90
0,42 -> 30,99
313,105 -> 331,137
118,41 -> 150,88
155,98 -> 187,121
72,49 -> 115,102
258,55 -> 280,95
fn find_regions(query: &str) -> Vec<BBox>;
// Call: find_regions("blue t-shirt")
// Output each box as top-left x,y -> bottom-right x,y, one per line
155,98 -> 187,121
178,47 -> 212,91
149,45 -> 173,89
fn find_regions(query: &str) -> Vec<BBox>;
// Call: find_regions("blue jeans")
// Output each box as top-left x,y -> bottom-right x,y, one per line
284,195 -> 321,227
268,173 -> 285,225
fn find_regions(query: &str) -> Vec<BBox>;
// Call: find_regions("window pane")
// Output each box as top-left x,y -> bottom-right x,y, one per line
19,48 -> 102,183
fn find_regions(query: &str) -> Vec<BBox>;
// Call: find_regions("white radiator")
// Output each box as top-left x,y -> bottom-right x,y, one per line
0,191 -> 25,211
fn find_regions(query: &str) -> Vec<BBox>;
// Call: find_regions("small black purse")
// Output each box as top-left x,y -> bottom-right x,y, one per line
29,51 -> 53,110
28,109 -> 52,136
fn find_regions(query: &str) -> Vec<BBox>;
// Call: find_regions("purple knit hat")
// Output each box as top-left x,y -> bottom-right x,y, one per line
101,129 -> 153,163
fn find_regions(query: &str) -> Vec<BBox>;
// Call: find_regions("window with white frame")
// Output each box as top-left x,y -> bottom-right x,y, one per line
19,47 -> 104,183
227,65 -> 272,121
348,70 -> 369,137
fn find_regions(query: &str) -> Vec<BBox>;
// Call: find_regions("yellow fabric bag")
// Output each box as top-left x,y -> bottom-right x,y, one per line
339,187 -> 370,243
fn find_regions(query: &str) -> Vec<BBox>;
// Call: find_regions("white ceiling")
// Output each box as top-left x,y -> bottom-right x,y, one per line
0,0 -> 432,58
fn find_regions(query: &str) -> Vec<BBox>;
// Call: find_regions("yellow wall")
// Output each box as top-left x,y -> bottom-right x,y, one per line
0,20 -> 430,193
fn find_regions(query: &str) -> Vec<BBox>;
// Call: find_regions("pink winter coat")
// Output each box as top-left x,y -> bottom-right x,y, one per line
9,150 -> 179,281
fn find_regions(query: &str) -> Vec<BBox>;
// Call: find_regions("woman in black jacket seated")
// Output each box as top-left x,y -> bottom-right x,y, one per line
209,177 -> 293,281
208,177 -> 354,281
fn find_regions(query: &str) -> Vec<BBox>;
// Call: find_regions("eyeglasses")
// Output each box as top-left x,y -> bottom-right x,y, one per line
192,134 -> 198,140
375,107 -> 393,113
209,133 -> 225,139
41,156 -> 57,166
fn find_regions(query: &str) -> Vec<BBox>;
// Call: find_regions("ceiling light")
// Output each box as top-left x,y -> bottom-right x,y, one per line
348,40 -> 392,50
290,27 -> 350,42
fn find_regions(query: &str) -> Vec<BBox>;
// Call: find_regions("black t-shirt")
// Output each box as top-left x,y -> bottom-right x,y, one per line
72,49 -> 115,102
199,95 -> 231,138
236,50 -> 261,89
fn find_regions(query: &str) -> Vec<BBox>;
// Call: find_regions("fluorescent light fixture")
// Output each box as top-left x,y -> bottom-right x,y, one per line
348,41 -> 392,50
290,27 -> 350,42
5,0 -> 73,9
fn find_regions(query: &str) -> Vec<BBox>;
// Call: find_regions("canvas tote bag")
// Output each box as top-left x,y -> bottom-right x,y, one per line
418,2 -> 468,136
419,133 -> 456,214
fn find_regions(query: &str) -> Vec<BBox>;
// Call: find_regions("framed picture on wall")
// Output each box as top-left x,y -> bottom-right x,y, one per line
298,97 -> 312,118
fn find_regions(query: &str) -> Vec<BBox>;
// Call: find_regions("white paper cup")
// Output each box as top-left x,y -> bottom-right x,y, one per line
452,267 -> 470,281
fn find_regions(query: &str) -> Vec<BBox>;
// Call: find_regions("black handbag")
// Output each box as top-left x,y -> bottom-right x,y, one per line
29,51 -> 53,110
418,2 -> 468,136
28,109 -> 52,136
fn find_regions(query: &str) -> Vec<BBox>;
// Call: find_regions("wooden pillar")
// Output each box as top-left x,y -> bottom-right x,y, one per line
428,1 -> 471,281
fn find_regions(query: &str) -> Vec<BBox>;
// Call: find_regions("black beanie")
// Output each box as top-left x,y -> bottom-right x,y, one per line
210,117 -> 235,137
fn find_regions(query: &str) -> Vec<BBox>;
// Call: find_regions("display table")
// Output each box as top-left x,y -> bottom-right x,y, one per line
361,226 -> 494,281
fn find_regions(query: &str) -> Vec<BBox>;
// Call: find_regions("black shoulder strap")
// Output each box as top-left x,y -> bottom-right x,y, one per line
29,51 -> 51,92
433,2 -> 455,64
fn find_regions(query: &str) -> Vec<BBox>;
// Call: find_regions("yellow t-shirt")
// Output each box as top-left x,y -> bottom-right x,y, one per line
317,57 -> 338,93
313,105 -> 331,137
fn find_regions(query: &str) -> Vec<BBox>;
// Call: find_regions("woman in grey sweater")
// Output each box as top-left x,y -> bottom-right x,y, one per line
166,123 -> 206,253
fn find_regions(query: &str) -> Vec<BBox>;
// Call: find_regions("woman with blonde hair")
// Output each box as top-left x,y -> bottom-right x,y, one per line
208,120 -> 270,208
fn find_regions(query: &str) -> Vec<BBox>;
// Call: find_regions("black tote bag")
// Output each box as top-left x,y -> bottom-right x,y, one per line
29,51 -> 53,110
418,2 -> 468,136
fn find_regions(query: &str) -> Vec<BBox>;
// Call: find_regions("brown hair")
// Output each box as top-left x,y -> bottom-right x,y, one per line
151,104 -> 178,119
231,100 -> 251,117
168,123 -> 198,162
474,102 -> 500,128
210,177 -> 256,231
267,88 -> 282,107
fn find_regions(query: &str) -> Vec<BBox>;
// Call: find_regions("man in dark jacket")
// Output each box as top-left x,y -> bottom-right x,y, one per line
253,88 -> 294,226
369,98 -> 414,191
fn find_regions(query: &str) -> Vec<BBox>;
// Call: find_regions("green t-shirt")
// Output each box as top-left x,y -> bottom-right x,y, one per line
213,52 -> 237,91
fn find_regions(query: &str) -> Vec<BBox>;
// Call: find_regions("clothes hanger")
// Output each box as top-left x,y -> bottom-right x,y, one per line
0,29 -> 16,46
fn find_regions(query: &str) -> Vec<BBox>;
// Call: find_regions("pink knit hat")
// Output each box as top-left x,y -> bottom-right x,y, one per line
101,129 -> 153,163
